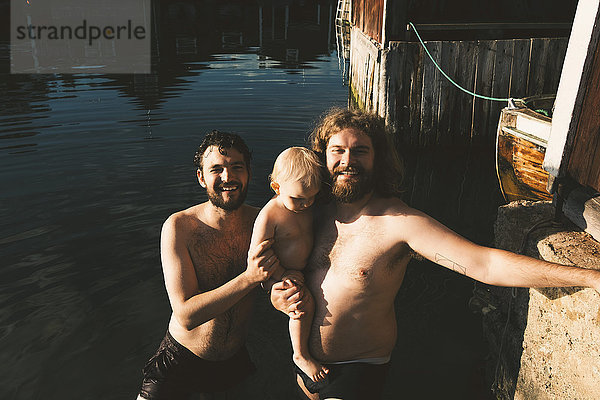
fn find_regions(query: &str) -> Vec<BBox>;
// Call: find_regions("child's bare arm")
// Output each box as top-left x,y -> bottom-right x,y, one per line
250,208 -> 285,281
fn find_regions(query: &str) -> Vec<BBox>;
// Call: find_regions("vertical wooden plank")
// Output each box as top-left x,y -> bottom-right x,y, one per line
472,40 -> 496,145
528,38 -> 550,96
367,54 -> 375,111
544,38 -> 569,95
419,49 -> 433,147
388,42 -> 411,140
353,0 -> 361,32
383,0 -> 409,43
509,39 -> 531,98
567,43 -> 600,189
349,27 -> 382,111
383,43 -> 400,133
437,41 -> 457,146
354,0 -> 384,44
492,40 -> 513,100
369,50 -> 376,112
430,42 -> 442,146
420,41 -> 442,146
408,43 -> 424,146
488,40 -> 513,143
378,48 -> 388,119
456,41 -> 477,142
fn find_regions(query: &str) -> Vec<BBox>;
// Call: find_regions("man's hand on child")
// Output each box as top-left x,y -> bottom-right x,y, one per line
245,238 -> 280,284
282,270 -> 304,286
271,278 -> 306,319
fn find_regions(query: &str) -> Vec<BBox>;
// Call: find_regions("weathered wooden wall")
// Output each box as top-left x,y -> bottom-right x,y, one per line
352,0 -> 384,44
349,27 -> 384,113
567,40 -> 600,192
350,27 -> 568,146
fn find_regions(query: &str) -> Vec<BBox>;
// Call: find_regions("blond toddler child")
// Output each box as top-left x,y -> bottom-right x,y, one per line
250,147 -> 329,387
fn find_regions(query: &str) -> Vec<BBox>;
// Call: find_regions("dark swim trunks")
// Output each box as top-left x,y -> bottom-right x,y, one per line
295,360 -> 391,400
138,331 -> 256,400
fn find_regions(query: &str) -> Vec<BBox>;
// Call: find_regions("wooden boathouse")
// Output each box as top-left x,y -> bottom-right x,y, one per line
345,0 -> 600,399
347,0 -> 574,147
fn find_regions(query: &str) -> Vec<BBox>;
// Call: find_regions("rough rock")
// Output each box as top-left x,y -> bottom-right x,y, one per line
476,200 -> 600,399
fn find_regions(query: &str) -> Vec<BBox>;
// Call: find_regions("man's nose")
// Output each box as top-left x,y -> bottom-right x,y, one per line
221,168 -> 230,182
340,150 -> 352,166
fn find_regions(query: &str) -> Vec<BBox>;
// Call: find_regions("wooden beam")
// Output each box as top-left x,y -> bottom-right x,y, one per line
410,23 -> 572,31
544,0 -> 600,190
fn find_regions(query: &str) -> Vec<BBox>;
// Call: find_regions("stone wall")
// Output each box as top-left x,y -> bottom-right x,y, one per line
475,201 -> 600,399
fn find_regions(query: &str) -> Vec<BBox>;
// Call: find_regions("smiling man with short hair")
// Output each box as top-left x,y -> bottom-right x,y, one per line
137,130 -> 279,400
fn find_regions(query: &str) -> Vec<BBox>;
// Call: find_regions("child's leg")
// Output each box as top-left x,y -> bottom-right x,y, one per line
289,287 -> 329,382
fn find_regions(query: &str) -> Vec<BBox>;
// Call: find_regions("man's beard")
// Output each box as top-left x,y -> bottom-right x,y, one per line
207,184 -> 248,211
331,166 -> 374,203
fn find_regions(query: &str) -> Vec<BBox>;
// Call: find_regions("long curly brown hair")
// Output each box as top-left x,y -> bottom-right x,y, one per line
309,108 -> 404,197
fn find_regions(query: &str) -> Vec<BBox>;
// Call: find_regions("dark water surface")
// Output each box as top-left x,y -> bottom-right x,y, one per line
1,2 -> 502,398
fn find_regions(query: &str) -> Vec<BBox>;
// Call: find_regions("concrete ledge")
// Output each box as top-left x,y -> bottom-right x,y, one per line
475,200 -> 600,399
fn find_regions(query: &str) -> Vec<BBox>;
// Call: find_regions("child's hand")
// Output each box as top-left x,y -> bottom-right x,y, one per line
281,270 -> 304,285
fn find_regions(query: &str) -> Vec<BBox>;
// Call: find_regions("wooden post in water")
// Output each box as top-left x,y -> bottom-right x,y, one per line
259,6 -> 263,49
285,5 -> 289,41
317,3 -> 321,25
328,3 -> 332,50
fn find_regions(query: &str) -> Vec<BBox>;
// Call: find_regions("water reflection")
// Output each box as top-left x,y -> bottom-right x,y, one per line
1,1 -> 345,398
1,1 -> 501,398
1,0 -> 341,135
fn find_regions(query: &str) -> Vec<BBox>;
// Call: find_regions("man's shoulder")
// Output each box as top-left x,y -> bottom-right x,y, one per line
162,204 -> 206,235
370,195 -> 415,216
369,196 -> 432,232
167,203 -> 203,222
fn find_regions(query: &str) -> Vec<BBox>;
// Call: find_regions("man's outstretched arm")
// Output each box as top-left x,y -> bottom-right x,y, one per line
162,215 -> 279,331
402,209 -> 600,291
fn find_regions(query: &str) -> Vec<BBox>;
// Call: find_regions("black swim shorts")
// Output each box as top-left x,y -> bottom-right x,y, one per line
138,331 -> 256,399
296,360 -> 391,400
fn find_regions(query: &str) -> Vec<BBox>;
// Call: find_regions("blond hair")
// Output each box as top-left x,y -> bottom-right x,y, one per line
270,147 -> 322,190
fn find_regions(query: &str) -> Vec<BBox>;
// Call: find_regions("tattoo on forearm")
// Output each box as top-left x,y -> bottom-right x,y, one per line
435,253 -> 467,275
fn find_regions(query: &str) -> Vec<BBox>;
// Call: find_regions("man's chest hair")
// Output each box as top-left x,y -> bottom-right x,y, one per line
188,228 -> 250,290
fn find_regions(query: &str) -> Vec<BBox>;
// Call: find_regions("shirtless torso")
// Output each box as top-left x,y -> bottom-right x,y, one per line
251,197 -> 314,272
166,203 -> 259,360
306,196 -> 412,362
272,109 -> 600,400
